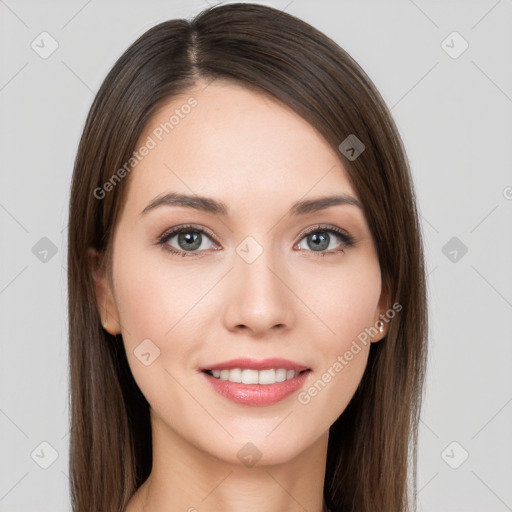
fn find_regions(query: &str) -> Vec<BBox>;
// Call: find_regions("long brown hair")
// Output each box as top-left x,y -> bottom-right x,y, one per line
67,3 -> 428,511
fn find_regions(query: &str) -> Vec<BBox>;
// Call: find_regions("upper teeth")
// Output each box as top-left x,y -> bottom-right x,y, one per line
210,368 -> 300,385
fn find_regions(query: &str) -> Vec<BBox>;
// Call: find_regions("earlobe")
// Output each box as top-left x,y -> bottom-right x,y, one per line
371,282 -> 390,343
372,318 -> 386,343
87,247 -> 121,335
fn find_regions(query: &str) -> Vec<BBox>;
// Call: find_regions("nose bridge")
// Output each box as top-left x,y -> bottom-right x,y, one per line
223,233 -> 294,332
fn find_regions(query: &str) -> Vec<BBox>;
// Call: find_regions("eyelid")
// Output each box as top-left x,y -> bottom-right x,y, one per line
156,222 -> 355,256
157,223 -> 219,244
295,223 -> 354,244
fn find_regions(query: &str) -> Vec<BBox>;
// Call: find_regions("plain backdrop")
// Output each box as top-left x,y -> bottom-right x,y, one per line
1,1 -> 511,511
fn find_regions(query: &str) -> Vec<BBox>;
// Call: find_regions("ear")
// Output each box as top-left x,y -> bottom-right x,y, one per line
87,247 -> 121,335
371,280 -> 391,343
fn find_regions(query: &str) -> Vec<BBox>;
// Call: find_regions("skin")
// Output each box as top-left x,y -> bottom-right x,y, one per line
89,79 -> 389,512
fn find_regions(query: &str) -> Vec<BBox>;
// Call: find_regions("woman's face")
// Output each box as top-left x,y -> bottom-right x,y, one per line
93,80 -> 388,466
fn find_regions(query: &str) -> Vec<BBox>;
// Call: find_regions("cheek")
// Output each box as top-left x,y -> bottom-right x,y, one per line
111,247 -> 210,387
295,258 -> 380,413
301,256 -> 382,346
298,347 -> 369,430
112,244 -> 195,340
111,251 -> 196,416
296,270 -> 379,422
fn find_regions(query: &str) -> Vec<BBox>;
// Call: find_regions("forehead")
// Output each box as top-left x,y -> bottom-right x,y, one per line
123,80 -> 359,217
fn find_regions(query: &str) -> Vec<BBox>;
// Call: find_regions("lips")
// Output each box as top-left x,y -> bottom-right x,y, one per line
202,369 -> 311,406
199,357 -> 312,406
200,357 -> 310,372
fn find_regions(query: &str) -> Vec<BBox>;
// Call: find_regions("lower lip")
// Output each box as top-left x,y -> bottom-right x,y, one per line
202,370 -> 311,407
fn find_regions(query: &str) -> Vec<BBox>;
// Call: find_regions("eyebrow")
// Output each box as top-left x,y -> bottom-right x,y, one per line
139,192 -> 363,218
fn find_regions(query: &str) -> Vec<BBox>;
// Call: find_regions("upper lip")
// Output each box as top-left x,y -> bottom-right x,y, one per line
201,357 -> 310,372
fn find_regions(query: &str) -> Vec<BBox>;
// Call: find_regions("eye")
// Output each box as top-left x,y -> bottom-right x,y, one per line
156,223 -> 355,258
294,224 -> 355,256
157,224 -> 219,257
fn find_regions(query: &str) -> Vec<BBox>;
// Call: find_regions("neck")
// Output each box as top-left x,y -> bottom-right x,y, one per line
126,408 -> 329,512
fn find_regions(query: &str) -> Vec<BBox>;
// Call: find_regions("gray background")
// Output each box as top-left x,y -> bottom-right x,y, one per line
1,0 -> 511,510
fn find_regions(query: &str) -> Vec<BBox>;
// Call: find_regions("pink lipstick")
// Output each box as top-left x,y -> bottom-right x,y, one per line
200,357 -> 311,407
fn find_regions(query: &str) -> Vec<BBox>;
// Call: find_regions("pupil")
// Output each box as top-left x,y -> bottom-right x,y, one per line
310,232 -> 328,251
179,231 -> 201,251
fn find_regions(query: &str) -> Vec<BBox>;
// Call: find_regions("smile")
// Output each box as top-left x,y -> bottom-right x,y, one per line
204,368 -> 307,385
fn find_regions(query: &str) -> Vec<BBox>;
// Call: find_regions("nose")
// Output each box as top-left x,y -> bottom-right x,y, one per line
221,242 -> 296,336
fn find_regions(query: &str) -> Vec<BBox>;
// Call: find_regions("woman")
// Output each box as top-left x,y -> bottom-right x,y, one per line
67,3 -> 428,511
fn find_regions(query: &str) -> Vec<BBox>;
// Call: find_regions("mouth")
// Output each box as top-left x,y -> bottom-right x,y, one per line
199,357 -> 311,384
202,368 -> 311,385
199,358 -> 312,406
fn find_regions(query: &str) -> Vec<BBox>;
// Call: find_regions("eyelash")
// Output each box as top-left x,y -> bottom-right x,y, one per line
156,223 -> 356,258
